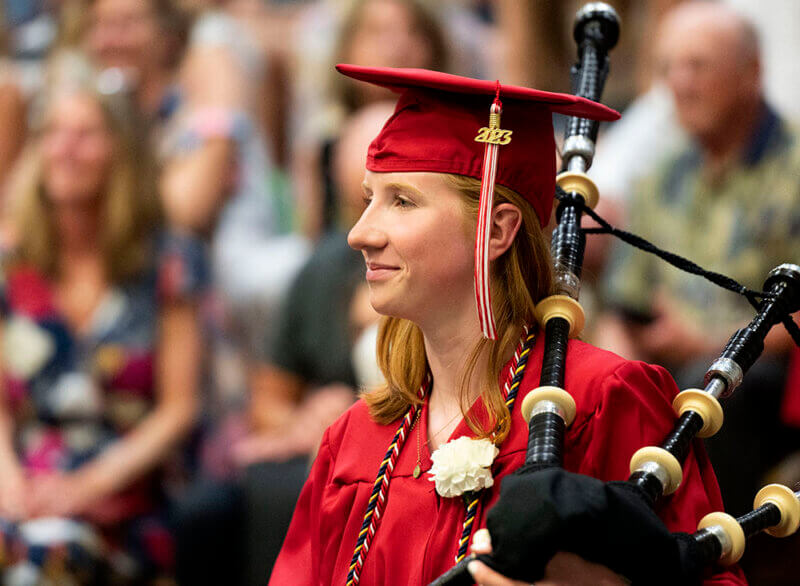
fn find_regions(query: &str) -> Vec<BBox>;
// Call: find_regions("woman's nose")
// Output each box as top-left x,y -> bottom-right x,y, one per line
348,208 -> 387,251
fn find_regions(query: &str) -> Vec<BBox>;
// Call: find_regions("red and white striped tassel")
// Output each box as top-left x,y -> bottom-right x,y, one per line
474,91 -> 504,340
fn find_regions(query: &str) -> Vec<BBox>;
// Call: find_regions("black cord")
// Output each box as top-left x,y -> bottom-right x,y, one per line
558,186 -> 800,347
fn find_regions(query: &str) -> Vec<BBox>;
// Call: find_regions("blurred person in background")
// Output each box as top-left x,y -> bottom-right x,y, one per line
163,0 -> 309,362
173,100 -> 393,586
598,5 -> 800,580
0,60 -> 203,583
235,101 -> 396,469
291,0 -> 449,241
87,0 -> 309,392
88,0 -> 309,504
586,0 -> 800,288
88,5 -> 315,584
84,0 -> 188,126
0,0 -> 189,229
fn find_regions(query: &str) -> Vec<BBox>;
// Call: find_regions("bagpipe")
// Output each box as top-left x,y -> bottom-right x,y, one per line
431,3 -> 800,585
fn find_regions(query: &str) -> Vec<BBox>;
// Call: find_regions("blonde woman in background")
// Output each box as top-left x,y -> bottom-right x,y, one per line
0,63 -> 203,583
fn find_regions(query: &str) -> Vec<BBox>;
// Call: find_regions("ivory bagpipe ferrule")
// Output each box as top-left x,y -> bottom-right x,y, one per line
694,484 -> 800,566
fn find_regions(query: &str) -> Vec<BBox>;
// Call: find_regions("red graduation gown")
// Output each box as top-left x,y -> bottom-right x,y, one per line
270,337 -> 746,585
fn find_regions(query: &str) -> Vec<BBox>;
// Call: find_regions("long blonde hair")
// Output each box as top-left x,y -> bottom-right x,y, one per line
364,174 -> 554,443
7,70 -> 160,283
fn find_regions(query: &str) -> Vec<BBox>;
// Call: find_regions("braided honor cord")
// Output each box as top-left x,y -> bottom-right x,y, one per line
455,327 -> 536,564
346,376 -> 430,586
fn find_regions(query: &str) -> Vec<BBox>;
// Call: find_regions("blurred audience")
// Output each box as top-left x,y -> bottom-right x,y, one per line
599,0 -> 800,540
86,0 -> 309,501
171,0 -> 309,364
174,99 -> 392,586
236,100 -> 395,467
0,63 -> 203,583
0,1 -> 795,583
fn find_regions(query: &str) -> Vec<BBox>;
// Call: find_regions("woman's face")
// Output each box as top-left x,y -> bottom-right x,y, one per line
346,0 -> 436,103
87,0 -> 164,78
41,93 -> 114,206
348,171 -> 475,325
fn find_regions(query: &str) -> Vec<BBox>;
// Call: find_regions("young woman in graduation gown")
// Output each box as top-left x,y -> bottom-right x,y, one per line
269,66 -> 746,586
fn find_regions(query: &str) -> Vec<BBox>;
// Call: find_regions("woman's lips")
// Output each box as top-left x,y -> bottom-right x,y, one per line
366,263 -> 399,281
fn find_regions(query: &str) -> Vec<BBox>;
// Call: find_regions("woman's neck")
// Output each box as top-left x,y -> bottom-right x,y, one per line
53,203 -> 102,266
419,306 -> 486,448
417,302 -> 524,450
51,204 -> 107,333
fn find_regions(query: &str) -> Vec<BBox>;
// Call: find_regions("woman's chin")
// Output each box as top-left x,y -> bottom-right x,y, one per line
44,186 -> 102,207
368,294 -> 410,322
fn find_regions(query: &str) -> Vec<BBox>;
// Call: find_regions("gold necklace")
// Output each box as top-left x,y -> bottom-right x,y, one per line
413,408 -> 424,478
412,407 -> 462,479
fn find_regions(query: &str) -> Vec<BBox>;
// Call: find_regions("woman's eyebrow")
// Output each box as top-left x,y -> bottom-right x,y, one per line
384,182 -> 424,198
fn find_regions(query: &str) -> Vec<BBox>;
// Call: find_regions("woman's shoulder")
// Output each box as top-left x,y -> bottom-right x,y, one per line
564,338 -> 674,388
0,262 -> 56,320
323,398 -> 391,455
558,340 -> 680,427
519,336 -> 679,414
321,398 -> 404,484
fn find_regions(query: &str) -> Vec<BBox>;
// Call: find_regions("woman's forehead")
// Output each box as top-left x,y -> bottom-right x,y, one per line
362,170 -> 449,193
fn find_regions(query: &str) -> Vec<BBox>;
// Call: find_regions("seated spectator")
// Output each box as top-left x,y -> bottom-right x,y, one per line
236,101 -> 396,466
291,0 -> 449,240
84,0 -> 188,125
0,66 -> 202,583
599,0 -> 799,533
172,101 -> 393,586
169,1 -> 310,361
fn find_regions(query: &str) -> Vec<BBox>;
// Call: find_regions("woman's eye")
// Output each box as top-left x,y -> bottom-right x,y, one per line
394,195 -> 414,208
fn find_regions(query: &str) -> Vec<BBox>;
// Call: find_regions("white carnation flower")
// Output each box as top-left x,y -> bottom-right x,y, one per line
428,436 -> 499,498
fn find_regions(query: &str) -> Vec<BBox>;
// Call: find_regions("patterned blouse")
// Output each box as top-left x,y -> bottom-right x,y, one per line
0,233 -> 206,578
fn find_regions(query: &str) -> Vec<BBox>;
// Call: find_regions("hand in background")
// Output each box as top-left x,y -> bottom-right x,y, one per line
632,291 -> 719,365
233,384 -> 354,466
26,471 -> 102,520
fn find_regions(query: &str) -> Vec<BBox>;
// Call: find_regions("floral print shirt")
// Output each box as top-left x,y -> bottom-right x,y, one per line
0,233 -> 207,518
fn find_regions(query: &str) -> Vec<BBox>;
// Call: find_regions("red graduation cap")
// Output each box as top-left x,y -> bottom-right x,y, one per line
336,64 -> 619,339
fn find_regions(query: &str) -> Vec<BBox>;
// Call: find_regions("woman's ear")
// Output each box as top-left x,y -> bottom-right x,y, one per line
488,203 -> 522,261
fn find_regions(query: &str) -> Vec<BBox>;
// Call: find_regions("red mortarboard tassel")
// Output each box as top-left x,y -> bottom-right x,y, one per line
474,83 -> 512,340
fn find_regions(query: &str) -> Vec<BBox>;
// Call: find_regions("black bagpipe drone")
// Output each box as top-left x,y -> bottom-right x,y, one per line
431,3 -> 800,585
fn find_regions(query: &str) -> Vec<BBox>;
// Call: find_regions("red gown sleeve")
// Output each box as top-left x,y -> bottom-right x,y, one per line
269,428 -> 335,585
568,359 -> 748,585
